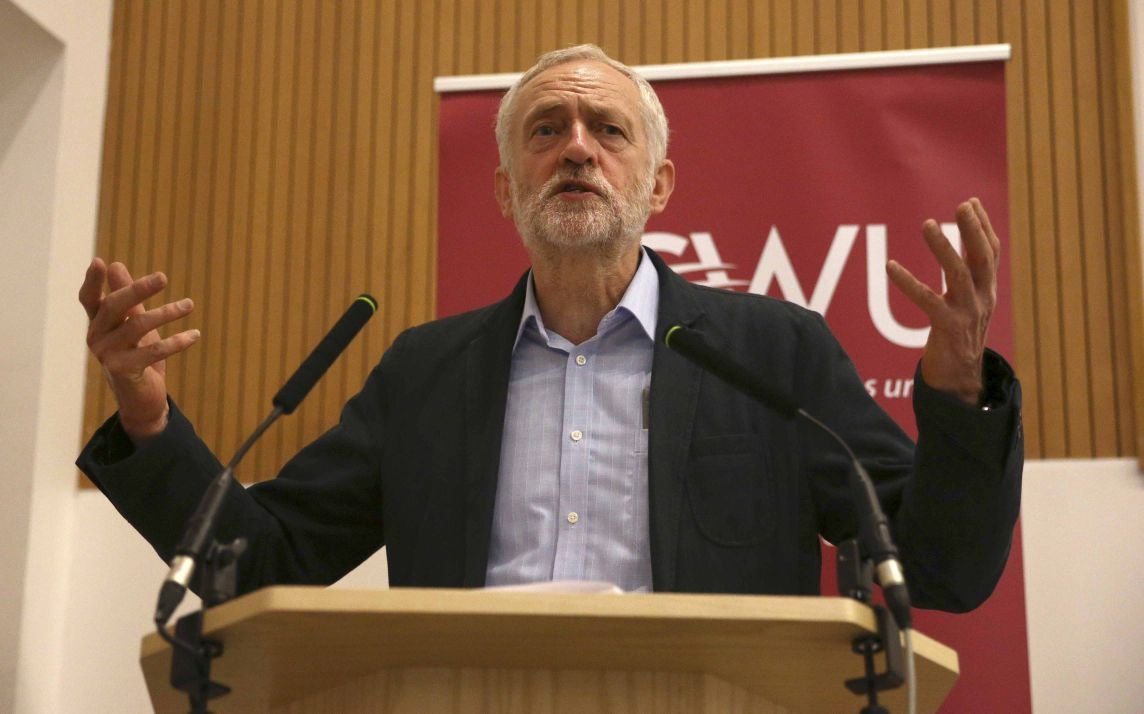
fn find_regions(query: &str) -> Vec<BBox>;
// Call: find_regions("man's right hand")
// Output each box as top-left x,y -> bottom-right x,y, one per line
79,258 -> 200,444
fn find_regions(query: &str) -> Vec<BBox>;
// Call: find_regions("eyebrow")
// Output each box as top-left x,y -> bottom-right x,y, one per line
521,98 -> 636,131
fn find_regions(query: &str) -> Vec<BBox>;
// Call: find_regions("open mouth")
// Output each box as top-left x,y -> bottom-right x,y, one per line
554,180 -> 600,196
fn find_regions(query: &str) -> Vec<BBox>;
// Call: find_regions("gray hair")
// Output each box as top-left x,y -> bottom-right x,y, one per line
494,44 -> 669,173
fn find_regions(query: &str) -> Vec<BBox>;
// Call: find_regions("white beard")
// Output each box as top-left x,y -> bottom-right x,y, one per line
512,165 -> 653,253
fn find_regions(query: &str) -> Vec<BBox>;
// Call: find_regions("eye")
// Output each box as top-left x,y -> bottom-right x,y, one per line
601,124 -> 624,136
533,124 -> 556,137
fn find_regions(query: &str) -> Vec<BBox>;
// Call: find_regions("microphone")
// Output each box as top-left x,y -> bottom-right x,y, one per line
664,325 -> 799,418
155,294 -> 378,626
663,325 -> 912,629
274,294 -> 379,413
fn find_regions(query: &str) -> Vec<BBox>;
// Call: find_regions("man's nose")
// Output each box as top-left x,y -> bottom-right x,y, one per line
560,121 -> 597,165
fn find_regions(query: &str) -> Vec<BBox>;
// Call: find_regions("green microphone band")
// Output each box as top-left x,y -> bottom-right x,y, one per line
356,294 -> 379,313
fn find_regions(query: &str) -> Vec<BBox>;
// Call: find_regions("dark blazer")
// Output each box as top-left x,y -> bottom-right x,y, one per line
79,250 -> 1022,612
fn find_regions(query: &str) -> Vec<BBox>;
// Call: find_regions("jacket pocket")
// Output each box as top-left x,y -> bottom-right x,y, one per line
685,434 -> 773,547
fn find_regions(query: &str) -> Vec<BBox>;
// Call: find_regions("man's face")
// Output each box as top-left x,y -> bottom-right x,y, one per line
494,60 -> 673,254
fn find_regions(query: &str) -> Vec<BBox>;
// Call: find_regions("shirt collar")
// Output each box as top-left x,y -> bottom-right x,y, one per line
513,247 -> 660,351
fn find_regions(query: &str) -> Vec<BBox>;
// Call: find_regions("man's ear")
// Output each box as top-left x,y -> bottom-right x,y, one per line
494,166 -> 514,218
648,159 -> 675,215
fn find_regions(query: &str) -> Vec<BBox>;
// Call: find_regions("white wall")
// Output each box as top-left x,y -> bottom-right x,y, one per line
1021,459 -> 1144,714
2,0 -> 114,709
4,2 -> 1144,712
0,2 -> 63,709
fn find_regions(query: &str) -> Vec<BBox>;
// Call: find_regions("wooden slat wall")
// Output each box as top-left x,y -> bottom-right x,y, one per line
84,0 -> 1143,480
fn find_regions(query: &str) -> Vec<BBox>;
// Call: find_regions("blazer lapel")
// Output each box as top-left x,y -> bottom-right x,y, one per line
461,275 -> 528,587
646,249 -> 705,591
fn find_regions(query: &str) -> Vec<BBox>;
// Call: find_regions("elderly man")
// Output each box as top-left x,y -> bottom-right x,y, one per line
78,46 -> 1021,610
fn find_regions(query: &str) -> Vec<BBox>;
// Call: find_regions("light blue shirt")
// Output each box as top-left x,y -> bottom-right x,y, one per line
485,250 -> 658,592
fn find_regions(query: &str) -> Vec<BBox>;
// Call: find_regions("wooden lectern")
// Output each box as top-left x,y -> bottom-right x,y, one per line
140,587 -> 958,713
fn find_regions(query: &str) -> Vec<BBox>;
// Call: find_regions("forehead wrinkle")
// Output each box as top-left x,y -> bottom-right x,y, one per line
518,94 -> 640,146
522,96 -> 635,128
516,62 -> 642,129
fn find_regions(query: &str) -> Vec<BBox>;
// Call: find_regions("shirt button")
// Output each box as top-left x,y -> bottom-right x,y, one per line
575,354 -> 587,366
570,430 -> 583,442
567,512 -> 579,524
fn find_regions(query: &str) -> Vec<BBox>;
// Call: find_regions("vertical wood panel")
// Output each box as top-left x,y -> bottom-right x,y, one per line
817,0 -> 841,54
772,0 -> 795,56
729,0 -> 750,58
84,0 -> 1144,477
242,0 -> 273,479
643,0 -> 664,62
183,0 -> 220,438
301,0 -> 335,439
1104,0 -> 1143,457
497,1 -> 518,71
884,1 -> 908,50
747,0 -> 770,58
862,0 -> 884,50
258,0 -> 296,473
839,1 -> 861,52
929,0 -> 954,45
1072,0 -> 1119,455
325,0 -> 358,421
952,0 -> 977,44
204,0 -> 241,455
664,0 -> 686,63
793,1 -> 815,55
1048,0 -> 1095,454
1002,0 -> 1043,457
220,0 -> 258,458
1026,0 -> 1070,456
977,0 -> 1000,42
601,0 -> 622,58
906,0 -> 929,48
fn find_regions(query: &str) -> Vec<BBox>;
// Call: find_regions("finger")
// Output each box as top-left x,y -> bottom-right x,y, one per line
971,197 -> 1001,261
955,201 -> 996,295
78,258 -> 108,321
102,328 -> 202,374
91,268 -> 169,336
886,259 -> 945,320
921,219 -> 973,299
106,262 -> 151,318
117,298 -> 195,345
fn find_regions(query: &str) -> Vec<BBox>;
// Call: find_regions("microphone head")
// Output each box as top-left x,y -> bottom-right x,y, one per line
272,294 -> 378,414
355,294 -> 379,313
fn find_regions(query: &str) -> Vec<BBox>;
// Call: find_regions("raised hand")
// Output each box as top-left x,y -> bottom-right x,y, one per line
886,198 -> 1001,406
79,258 -> 200,442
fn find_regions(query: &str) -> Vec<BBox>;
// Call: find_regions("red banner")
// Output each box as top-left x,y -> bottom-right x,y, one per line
438,53 -> 1027,713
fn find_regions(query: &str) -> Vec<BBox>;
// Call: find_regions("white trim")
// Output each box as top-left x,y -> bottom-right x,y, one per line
434,44 -> 1011,93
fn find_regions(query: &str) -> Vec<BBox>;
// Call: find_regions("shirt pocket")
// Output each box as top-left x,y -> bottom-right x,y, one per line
685,433 -> 774,547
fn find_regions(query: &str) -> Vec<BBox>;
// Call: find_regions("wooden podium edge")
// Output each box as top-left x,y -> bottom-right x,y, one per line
142,586 -> 959,712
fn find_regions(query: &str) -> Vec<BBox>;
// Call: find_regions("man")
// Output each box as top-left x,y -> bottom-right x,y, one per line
78,46 -> 1021,610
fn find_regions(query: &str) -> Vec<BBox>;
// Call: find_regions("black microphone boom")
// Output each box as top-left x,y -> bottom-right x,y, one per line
663,324 -> 912,630
154,293 -> 378,626
664,325 -> 799,418
274,294 -> 379,413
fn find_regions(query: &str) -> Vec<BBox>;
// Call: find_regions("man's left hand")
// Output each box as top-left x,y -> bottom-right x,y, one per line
887,198 -> 1001,406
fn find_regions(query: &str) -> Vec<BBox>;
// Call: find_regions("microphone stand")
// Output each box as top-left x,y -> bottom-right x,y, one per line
162,538 -> 247,713
662,326 -> 915,713
800,411 -> 911,714
150,293 -> 378,713
837,539 -> 905,714
156,407 -> 281,713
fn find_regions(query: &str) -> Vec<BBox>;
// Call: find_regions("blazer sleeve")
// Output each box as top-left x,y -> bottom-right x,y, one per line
76,337 -> 402,597
797,312 -> 1022,612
